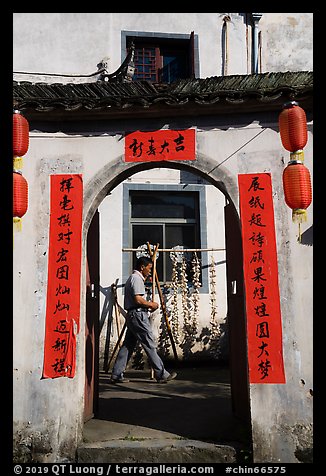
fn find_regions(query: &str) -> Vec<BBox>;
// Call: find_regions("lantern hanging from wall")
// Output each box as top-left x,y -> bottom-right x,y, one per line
278,101 -> 308,153
282,160 -> 312,240
279,101 -> 312,241
13,171 -> 28,232
13,110 -> 29,170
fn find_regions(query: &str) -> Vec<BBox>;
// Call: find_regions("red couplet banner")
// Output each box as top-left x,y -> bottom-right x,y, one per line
238,173 -> 286,384
42,174 -> 83,379
125,129 -> 195,162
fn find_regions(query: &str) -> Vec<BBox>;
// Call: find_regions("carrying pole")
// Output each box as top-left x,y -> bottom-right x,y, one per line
105,283 -> 126,372
111,283 -> 122,348
103,279 -> 117,372
151,243 -> 159,301
149,243 -> 159,379
146,242 -> 178,362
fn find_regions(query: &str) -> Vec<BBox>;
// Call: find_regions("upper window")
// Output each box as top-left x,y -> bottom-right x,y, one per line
124,32 -> 197,84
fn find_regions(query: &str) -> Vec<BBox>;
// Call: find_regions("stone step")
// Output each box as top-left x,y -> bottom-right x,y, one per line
77,438 -> 237,463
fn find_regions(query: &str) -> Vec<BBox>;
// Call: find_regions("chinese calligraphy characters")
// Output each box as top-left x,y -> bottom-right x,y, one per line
125,129 -> 195,162
42,175 -> 83,379
238,173 -> 285,384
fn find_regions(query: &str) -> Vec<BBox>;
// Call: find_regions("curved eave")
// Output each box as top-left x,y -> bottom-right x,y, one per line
13,71 -> 313,122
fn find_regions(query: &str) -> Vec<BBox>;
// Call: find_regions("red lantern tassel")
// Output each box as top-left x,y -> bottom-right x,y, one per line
290,150 -> 304,163
13,217 -> 23,232
13,156 -> 24,170
292,208 -> 308,224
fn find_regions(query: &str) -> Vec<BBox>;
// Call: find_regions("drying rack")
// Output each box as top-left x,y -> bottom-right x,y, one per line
105,243 -> 225,372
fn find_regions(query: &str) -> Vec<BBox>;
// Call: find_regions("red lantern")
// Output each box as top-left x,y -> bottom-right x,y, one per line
279,102 -> 308,152
13,110 -> 29,157
282,161 -> 312,223
13,171 -> 28,231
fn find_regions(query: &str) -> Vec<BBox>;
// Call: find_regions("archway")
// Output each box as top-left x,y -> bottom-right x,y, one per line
83,152 -> 239,229
81,153 -> 250,448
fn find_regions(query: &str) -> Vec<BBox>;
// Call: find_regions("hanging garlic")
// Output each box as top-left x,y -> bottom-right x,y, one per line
181,255 -> 196,351
180,255 -> 189,323
209,254 -> 221,358
157,284 -> 172,358
170,253 -> 180,343
191,252 -> 201,335
209,254 -> 217,324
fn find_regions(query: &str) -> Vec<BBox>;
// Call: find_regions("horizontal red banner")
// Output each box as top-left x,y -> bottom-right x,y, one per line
125,129 -> 195,162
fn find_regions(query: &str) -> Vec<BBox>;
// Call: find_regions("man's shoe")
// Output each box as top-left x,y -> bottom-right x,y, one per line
109,376 -> 130,384
156,371 -> 177,383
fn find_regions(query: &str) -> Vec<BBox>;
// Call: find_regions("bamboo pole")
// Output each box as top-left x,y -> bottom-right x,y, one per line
103,278 -> 117,372
104,283 -> 127,372
146,242 -> 179,363
151,243 -> 159,301
111,283 -> 122,349
149,243 -> 159,379
123,247 -> 225,252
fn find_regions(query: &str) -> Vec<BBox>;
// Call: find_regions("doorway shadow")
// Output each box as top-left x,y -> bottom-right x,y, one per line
86,363 -> 252,460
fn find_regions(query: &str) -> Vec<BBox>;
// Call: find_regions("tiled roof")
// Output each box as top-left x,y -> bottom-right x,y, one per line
13,71 -> 313,119
169,71 -> 312,95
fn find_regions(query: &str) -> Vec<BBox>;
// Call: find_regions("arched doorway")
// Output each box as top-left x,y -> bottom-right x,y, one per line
82,154 -> 251,448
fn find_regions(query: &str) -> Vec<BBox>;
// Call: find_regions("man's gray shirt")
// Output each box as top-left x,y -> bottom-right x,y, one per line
124,270 -> 145,310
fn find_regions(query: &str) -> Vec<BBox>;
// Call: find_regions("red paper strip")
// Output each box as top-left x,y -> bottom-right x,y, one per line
42,174 -> 83,379
125,129 -> 195,162
238,173 -> 286,383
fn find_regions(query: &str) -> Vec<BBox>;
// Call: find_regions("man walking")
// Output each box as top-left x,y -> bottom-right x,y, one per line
110,256 -> 177,384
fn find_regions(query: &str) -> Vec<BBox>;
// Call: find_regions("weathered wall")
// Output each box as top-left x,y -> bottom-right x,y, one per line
13,112 -> 313,462
13,13 -> 313,80
260,13 -> 313,73
13,147 -> 86,462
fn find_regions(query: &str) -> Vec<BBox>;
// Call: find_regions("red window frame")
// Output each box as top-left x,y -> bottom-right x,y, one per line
129,33 -> 195,83
133,44 -> 162,82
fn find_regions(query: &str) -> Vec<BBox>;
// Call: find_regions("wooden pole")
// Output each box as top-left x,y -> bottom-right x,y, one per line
123,247 -> 225,252
149,243 -> 159,379
103,279 -> 117,372
150,243 -> 158,298
111,283 -> 122,348
146,242 -> 179,363
105,282 -> 126,372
